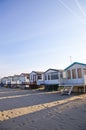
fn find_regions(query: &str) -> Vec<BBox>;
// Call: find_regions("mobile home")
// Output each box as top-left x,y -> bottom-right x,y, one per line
29,71 -> 43,89
43,69 -> 63,91
60,62 -> 86,95
19,73 -> 30,89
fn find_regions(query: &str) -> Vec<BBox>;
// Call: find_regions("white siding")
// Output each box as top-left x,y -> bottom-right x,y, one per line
44,80 -> 59,85
61,63 -> 86,85
43,69 -> 62,85
30,72 -> 37,83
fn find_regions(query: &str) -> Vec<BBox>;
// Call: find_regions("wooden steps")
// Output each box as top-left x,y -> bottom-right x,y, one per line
61,85 -> 74,95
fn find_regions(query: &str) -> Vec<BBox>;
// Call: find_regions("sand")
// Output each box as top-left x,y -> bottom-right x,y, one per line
0,87 -> 86,130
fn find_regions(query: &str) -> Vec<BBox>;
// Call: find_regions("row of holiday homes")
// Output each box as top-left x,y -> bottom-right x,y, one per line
0,62 -> 86,95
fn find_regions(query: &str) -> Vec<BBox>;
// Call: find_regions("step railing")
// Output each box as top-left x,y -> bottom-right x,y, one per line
61,85 -> 74,95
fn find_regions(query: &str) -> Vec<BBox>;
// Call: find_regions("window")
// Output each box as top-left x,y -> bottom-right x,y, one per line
51,74 -> 58,80
45,75 -> 47,80
27,76 -> 29,79
67,70 -> 71,79
48,75 -> 50,80
60,73 -> 63,78
77,68 -> 82,78
38,74 -> 42,79
84,68 -> 86,75
33,75 -> 36,81
30,75 -> 32,80
72,69 -> 76,79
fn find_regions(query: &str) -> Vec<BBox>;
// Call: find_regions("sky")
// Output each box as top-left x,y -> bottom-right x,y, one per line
0,0 -> 86,77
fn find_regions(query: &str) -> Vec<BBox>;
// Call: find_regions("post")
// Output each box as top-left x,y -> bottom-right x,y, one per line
84,84 -> 85,93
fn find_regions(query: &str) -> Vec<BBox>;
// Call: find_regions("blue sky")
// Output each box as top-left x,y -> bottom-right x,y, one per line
0,0 -> 86,77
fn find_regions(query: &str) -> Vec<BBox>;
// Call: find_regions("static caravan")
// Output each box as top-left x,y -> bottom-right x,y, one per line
1,77 -> 8,87
11,75 -> 20,88
60,62 -> 86,95
29,71 -> 43,89
43,69 -> 63,91
7,76 -> 13,88
1,76 -> 13,88
19,73 -> 30,89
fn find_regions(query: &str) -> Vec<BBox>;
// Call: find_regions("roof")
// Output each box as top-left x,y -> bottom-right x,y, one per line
1,77 -> 8,79
30,71 -> 44,74
64,62 -> 86,71
13,75 -> 20,77
7,76 -> 13,79
20,73 -> 29,76
44,68 -> 63,74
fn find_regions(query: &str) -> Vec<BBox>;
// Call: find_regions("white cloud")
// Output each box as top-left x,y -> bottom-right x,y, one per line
75,0 -> 86,17
58,0 -> 86,24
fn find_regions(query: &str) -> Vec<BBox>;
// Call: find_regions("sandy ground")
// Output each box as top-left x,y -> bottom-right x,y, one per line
0,87 -> 86,130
